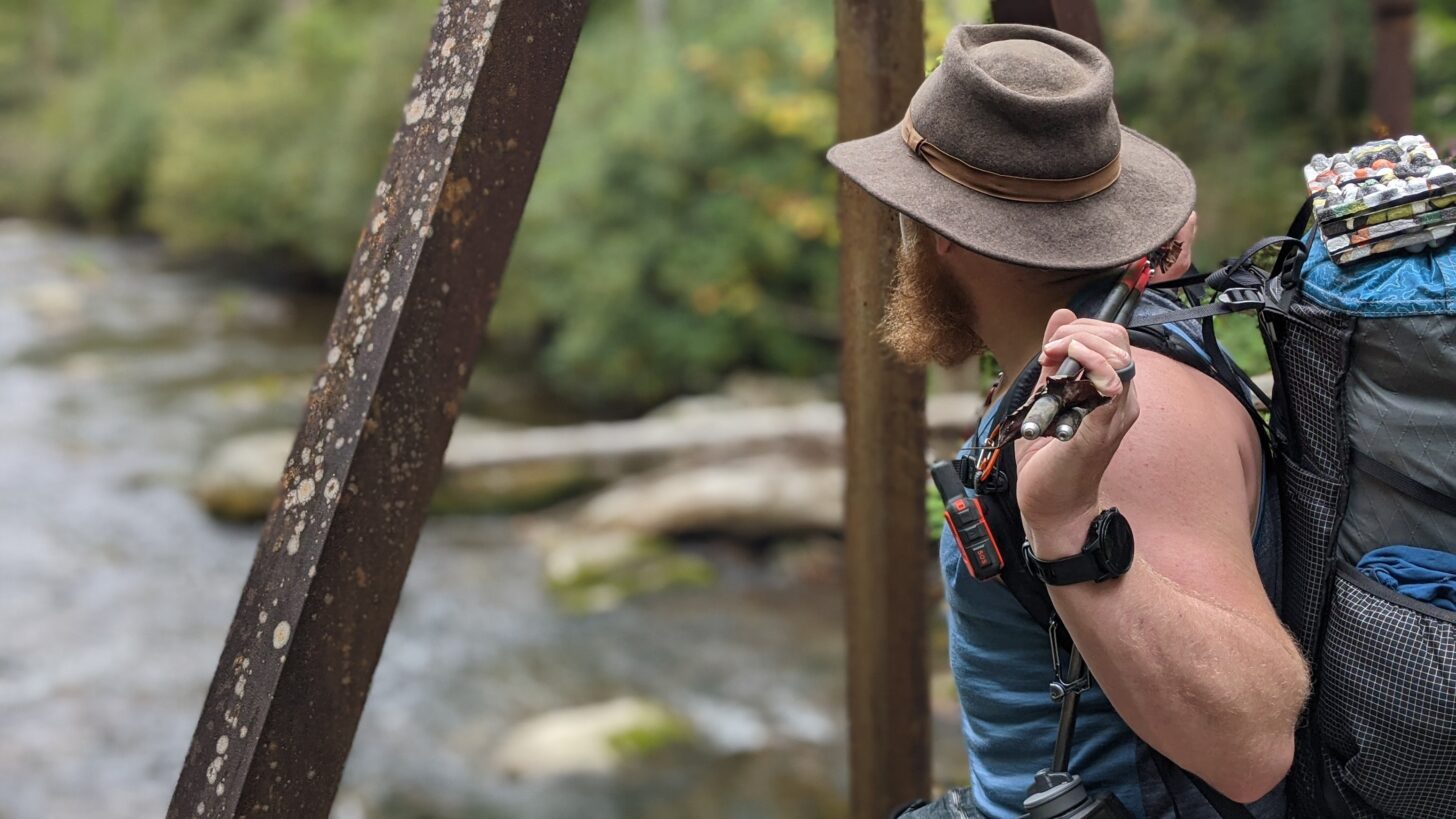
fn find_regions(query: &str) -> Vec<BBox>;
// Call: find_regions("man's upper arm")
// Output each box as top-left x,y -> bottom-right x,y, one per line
1101,349 -> 1274,616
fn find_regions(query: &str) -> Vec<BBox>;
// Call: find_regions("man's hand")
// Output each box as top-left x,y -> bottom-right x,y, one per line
1016,308 -> 1138,555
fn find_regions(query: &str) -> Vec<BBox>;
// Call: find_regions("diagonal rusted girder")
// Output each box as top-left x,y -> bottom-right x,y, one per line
167,1 -> 589,816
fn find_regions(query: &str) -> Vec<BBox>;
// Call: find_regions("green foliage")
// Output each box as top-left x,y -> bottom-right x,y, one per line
144,1 -> 436,269
4,0 -> 1456,409
1103,0 -> 1374,267
0,1 -> 278,222
493,0 -> 841,409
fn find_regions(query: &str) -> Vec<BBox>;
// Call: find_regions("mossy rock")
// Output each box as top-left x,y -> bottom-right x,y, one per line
540,531 -> 715,614
492,697 -> 696,780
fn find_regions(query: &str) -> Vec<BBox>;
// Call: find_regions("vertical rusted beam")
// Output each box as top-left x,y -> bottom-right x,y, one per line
1370,0 -> 1415,136
835,1 -> 927,817
991,0 -> 1104,49
166,1 -> 589,816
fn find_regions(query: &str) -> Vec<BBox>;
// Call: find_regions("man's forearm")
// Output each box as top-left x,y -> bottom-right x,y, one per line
1041,546 -> 1308,801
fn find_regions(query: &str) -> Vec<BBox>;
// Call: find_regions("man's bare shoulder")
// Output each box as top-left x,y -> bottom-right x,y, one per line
1123,346 -> 1259,456
1107,347 -> 1264,558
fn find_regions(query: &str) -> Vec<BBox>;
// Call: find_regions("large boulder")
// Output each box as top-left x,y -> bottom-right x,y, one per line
489,697 -> 694,780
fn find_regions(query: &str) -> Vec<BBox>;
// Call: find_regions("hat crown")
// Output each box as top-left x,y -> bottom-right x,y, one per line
908,24 -> 1122,180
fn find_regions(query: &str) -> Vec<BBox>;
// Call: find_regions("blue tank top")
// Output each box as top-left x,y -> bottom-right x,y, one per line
941,288 -> 1284,819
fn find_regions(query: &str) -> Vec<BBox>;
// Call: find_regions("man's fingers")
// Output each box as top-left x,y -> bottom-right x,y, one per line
1040,308 -> 1079,346
1040,331 -> 1131,372
1044,318 -> 1130,351
1064,339 -> 1124,397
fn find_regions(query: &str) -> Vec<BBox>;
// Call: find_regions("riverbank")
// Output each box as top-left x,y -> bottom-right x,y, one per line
0,221 -> 970,819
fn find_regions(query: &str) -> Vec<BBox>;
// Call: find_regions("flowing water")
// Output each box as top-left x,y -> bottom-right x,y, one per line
0,221 -> 963,819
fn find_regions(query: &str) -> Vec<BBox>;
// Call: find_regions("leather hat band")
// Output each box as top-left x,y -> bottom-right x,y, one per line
900,114 -> 1121,204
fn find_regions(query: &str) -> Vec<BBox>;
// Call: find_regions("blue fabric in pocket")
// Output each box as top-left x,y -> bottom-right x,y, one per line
1356,545 -> 1456,613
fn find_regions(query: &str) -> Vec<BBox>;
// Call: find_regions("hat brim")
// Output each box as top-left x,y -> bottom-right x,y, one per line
827,125 -> 1195,271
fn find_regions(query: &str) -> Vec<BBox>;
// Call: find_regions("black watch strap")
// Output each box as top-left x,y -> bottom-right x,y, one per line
1024,508 -> 1131,586
1024,540 -> 1104,585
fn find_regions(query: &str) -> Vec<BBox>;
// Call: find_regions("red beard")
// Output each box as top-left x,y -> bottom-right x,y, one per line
879,219 -> 985,367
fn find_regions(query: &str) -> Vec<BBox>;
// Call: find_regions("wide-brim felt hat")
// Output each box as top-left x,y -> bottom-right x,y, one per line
828,24 -> 1195,272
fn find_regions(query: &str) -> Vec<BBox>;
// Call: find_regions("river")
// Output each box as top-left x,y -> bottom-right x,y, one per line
0,221 -> 964,818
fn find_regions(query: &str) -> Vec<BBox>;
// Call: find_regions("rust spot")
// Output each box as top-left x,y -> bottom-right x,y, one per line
440,174 -> 473,218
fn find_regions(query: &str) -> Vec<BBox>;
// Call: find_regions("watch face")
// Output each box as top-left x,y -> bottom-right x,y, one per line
1096,509 -> 1135,576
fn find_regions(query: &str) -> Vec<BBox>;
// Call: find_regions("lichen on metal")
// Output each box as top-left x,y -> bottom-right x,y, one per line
166,1 -> 591,816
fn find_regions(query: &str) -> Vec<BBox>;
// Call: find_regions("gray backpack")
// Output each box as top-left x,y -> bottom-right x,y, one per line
1142,201 -> 1456,818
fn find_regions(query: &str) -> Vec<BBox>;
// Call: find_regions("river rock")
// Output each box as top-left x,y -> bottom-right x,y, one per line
192,430 -> 292,520
532,529 -> 714,613
569,452 -> 843,537
490,697 -> 694,780
523,452 -> 838,612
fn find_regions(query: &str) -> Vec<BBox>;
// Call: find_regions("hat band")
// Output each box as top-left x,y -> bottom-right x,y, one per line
900,114 -> 1121,203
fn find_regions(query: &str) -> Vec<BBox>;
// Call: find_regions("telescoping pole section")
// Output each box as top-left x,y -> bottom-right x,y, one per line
835,1 -> 928,817
167,2 -> 589,816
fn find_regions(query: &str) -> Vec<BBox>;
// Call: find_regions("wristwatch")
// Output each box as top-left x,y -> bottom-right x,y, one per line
1024,508 -> 1135,585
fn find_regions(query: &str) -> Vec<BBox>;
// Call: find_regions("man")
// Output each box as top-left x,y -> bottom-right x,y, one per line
826,24 -> 1309,819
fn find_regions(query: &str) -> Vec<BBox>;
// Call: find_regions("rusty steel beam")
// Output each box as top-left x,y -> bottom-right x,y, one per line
166,1 -> 589,816
835,1 -> 928,817
1370,0 -> 1416,137
991,0 -> 1104,49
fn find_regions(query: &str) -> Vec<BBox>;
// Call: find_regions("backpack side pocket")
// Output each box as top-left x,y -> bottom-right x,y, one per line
1314,560 -> 1456,818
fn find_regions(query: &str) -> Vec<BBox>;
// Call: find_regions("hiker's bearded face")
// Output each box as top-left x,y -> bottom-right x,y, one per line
879,218 -> 986,367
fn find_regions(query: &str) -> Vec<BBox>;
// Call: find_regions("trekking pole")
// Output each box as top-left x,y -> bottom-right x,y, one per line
1045,283 -> 1148,441
1020,260 -> 1154,441
1049,646 -> 1087,774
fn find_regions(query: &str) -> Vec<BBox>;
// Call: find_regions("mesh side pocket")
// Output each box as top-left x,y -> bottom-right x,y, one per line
1279,459 -> 1345,663
1280,461 -> 1347,818
1314,562 -> 1456,818
1271,301 -> 1353,658
1272,300 -> 1356,817
1276,301 -> 1354,478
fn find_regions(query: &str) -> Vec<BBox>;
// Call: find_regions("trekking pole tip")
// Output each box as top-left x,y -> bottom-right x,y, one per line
1051,406 -> 1087,442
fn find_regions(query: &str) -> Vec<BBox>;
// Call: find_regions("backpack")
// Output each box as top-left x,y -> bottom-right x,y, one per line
1134,200 -> 1456,819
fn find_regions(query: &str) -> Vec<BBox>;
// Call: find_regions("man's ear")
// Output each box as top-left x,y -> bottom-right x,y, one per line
933,232 -> 955,257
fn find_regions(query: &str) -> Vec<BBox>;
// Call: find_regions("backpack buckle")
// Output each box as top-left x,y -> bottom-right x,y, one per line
1216,286 -> 1265,311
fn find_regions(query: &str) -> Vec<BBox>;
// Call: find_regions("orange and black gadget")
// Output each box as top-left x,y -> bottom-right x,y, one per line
930,460 -> 1005,580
